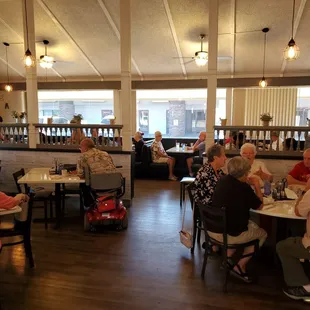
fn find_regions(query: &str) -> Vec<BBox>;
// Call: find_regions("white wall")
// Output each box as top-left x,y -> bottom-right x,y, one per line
0,91 -> 26,123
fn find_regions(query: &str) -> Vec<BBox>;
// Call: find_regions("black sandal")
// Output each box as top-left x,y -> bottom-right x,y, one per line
229,264 -> 252,283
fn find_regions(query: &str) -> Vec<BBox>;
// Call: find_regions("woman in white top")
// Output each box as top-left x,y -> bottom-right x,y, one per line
240,143 -> 273,187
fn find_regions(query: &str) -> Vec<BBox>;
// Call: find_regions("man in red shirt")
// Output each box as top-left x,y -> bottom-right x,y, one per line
287,149 -> 310,185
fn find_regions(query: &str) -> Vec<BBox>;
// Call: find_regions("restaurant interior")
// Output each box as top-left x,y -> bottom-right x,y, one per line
1,0 -> 310,309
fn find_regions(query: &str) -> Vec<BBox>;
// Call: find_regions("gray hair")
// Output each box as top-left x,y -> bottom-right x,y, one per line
206,144 -> 224,162
240,143 -> 257,155
227,156 -> 251,179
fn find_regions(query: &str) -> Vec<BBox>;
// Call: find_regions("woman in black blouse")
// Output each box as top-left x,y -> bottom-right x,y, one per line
132,131 -> 145,162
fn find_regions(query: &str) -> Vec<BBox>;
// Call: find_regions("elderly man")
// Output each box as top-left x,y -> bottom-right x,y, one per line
209,156 -> 266,283
287,148 -> 310,186
78,138 -> 116,207
276,178 -> 310,301
186,131 -> 206,176
240,143 -> 273,187
270,131 -> 283,151
151,131 -> 177,181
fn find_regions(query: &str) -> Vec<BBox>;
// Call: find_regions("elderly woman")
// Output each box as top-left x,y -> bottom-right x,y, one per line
209,156 -> 267,283
192,144 -> 227,205
240,143 -> 273,187
132,131 -> 145,162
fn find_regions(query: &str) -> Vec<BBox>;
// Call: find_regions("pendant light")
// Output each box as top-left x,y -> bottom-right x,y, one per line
23,0 -> 35,67
3,42 -> 13,92
284,0 -> 300,61
194,34 -> 208,67
259,28 -> 269,88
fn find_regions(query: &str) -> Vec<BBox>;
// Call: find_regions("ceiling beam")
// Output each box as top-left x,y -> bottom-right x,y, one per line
280,0 -> 307,75
96,0 -> 143,80
36,0 -> 104,81
162,0 -> 187,79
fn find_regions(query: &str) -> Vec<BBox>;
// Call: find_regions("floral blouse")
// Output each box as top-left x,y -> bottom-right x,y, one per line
192,163 -> 225,205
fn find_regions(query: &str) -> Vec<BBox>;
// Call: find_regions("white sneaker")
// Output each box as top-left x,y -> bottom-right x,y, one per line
169,176 -> 178,181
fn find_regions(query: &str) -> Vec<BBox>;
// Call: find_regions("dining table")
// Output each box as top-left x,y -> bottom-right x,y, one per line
17,168 -> 85,229
166,147 -> 195,154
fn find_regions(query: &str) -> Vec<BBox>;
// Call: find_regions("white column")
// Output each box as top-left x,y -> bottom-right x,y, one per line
205,0 -> 218,148
113,90 -> 122,124
120,0 -> 132,151
226,88 -> 232,125
22,0 -> 38,148
131,90 -> 136,135
232,89 -> 246,125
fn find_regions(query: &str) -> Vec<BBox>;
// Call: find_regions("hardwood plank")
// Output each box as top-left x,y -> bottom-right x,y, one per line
0,179 -> 309,310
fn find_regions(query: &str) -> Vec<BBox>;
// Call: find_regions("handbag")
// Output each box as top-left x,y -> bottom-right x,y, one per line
179,191 -> 193,249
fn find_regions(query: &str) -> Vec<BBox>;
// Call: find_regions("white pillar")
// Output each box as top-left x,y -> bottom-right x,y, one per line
113,90 -> 122,125
120,0 -> 132,151
131,90 -> 136,135
205,0 -> 218,148
232,89 -> 246,125
226,88 -> 232,125
22,0 -> 38,148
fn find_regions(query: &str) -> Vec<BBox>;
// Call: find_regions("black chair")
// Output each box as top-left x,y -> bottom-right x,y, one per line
197,202 -> 259,292
0,193 -> 35,267
186,182 -> 203,254
61,184 -> 84,215
13,169 -> 54,230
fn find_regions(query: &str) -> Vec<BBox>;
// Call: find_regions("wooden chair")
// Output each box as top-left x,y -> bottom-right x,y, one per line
13,169 -> 54,229
186,182 -> 203,253
197,202 -> 259,292
0,193 -> 35,267
180,177 -> 195,207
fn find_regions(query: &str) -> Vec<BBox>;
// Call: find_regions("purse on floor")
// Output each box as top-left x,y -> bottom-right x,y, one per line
179,192 -> 193,249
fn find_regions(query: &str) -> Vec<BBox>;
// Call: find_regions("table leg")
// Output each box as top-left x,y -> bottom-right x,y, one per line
54,183 -> 62,229
180,183 -> 183,207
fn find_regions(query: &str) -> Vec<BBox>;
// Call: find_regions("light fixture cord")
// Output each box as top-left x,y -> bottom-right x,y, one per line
200,37 -> 203,51
24,0 -> 30,50
5,45 -> 9,84
291,0 -> 295,38
263,32 -> 267,77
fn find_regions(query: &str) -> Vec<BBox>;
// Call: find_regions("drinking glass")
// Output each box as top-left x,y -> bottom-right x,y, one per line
176,142 -> 180,151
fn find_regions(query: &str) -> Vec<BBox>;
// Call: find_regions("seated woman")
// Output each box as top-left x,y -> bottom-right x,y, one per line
151,131 -> 177,181
240,143 -> 273,187
192,144 -> 227,205
225,132 -> 245,150
209,156 -> 267,283
132,131 -> 145,162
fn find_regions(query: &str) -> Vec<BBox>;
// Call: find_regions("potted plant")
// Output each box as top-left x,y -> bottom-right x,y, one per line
72,114 -> 83,124
11,111 -> 19,123
109,115 -> 116,125
20,111 -> 27,123
260,113 -> 273,127
220,118 -> 227,126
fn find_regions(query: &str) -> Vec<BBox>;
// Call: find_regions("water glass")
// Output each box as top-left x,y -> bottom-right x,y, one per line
176,142 -> 180,151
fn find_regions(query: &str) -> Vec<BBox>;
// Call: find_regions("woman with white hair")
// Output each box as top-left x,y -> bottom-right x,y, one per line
151,131 -> 177,180
240,143 -> 273,187
209,156 -> 267,283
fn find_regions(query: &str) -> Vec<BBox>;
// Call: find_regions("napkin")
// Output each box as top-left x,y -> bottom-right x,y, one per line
285,188 -> 298,200
263,196 -> 274,205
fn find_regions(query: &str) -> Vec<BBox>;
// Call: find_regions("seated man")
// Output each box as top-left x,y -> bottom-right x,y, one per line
77,138 -> 116,207
276,178 -> 310,301
209,156 -> 266,283
287,148 -> 310,186
186,131 -> 206,177
151,131 -> 177,181
192,144 -> 226,205
270,131 -> 283,151
240,143 -> 273,187
132,131 -> 145,162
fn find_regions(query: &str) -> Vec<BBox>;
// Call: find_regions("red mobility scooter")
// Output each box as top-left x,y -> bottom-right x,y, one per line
83,166 -> 128,232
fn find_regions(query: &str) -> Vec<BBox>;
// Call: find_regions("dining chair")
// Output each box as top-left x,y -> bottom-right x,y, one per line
186,182 -> 203,254
0,192 -> 35,267
197,202 -> 259,293
13,169 -> 54,229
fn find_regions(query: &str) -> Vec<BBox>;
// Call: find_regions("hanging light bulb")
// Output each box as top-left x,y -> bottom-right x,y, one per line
194,51 -> 208,66
23,48 -> 35,68
259,28 -> 269,88
284,0 -> 300,61
259,77 -> 267,88
23,0 -> 36,68
284,38 -> 300,61
3,42 -> 13,92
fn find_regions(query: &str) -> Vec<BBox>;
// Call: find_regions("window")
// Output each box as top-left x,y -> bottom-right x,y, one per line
136,89 -> 226,138
38,91 -> 114,124
296,88 -> 310,126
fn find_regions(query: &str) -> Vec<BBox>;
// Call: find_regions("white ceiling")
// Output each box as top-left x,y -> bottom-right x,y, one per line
0,0 -> 309,82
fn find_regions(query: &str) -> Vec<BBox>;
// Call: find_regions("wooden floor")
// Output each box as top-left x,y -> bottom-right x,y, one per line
0,179 -> 309,310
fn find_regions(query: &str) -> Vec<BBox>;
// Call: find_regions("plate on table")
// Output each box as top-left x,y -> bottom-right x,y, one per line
50,175 -> 62,180
285,188 -> 298,200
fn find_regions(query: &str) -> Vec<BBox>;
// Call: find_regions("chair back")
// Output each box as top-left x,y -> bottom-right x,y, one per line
197,202 -> 227,245
13,169 -> 28,193
84,164 -> 125,198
